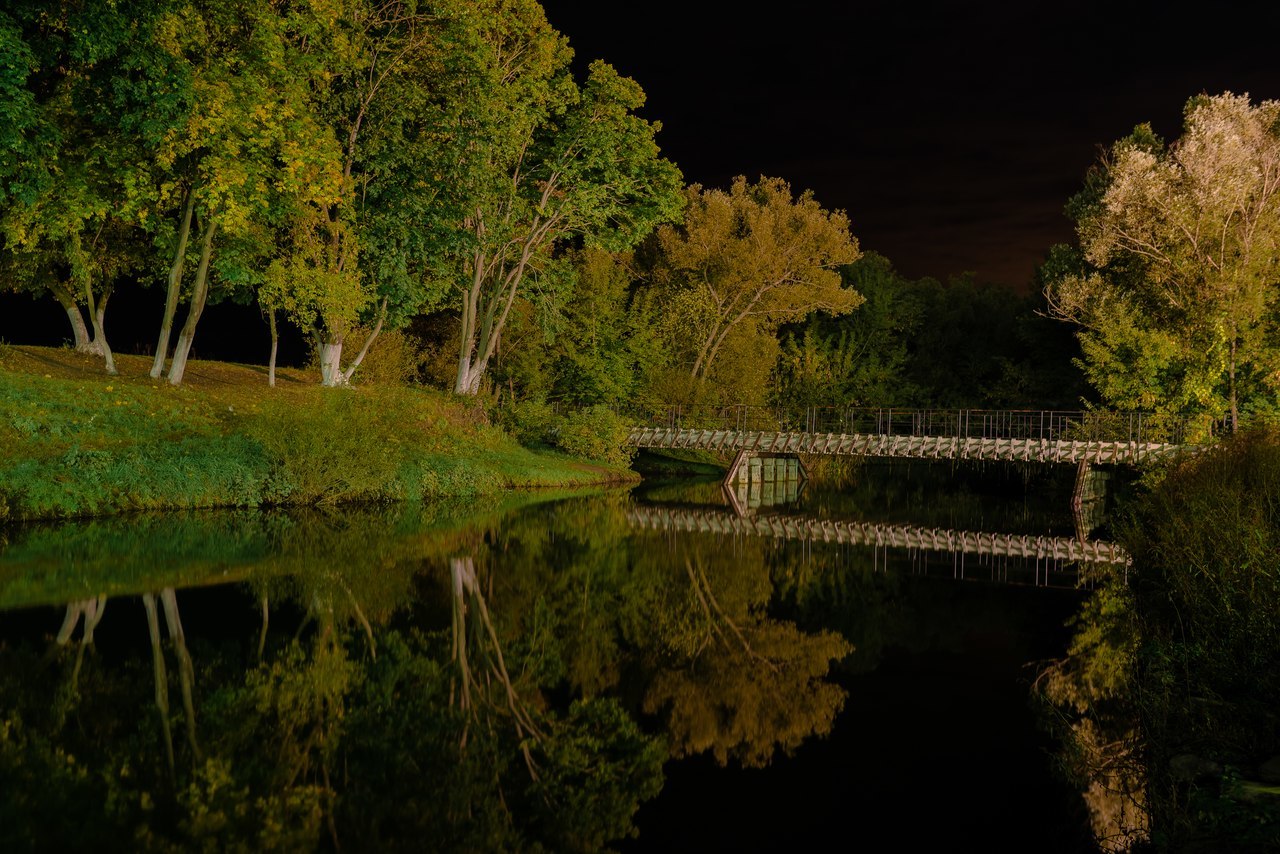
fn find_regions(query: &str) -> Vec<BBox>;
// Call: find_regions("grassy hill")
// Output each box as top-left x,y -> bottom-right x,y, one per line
0,345 -> 634,522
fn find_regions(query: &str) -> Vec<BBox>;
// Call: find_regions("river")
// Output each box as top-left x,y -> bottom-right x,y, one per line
0,458 -> 1119,852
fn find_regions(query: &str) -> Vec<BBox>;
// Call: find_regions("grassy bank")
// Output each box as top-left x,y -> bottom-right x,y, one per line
0,345 -> 636,523
1117,427 -> 1280,850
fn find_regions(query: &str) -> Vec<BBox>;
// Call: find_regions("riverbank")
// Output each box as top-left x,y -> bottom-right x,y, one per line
0,345 -> 637,523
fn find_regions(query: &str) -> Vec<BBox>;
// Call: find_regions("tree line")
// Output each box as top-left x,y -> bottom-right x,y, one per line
3,1 -> 1278,421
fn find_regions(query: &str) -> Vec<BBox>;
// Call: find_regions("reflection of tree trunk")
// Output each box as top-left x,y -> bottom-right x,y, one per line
258,594 -> 270,660
161,588 -> 200,760
450,556 -> 541,777
685,559 -> 777,672
55,595 -> 107,686
342,582 -> 376,660
143,593 -> 176,782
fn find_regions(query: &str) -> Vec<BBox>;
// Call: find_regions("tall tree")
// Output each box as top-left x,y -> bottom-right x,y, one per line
643,176 -> 862,401
261,0 -> 468,388
0,1 -> 159,373
437,4 -> 684,395
143,0 -> 343,385
1045,92 -> 1280,429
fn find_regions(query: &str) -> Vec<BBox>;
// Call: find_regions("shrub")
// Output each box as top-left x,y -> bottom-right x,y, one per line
496,399 -> 558,447
244,392 -> 410,504
552,406 -> 635,467
348,329 -> 432,387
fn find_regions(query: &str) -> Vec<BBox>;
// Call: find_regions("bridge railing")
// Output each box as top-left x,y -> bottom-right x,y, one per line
631,405 -> 1228,445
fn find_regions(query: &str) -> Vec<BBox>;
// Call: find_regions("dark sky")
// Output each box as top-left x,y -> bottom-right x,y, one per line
540,2 -> 1280,290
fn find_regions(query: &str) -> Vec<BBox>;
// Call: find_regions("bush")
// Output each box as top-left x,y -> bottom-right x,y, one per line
552,406 -> 635,468
244,392 -> 411,504
348,329 -> 432,387
1119,427 -> 1280,846
496,399 -> 558,447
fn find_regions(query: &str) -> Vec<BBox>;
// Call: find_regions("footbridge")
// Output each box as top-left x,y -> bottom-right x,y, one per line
626,407 -> 1218,467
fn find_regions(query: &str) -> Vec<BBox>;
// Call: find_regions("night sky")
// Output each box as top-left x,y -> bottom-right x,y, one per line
540,1 -> 1280,290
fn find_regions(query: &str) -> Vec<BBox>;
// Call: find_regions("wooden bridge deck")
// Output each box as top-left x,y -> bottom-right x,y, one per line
627,427 -> 1185,465
627,505 -> 1130,566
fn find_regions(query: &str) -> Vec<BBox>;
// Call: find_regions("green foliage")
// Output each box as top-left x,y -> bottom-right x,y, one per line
244,392 -> 410,504
1121,429 -> 1280,759
531,698 -> 666,852
1046,93 -> 1280,424
772,253 -> 1088,409
496,399 -> 560,447
0,352 -> 632,521
552,405 -> 636,467
1115,428 -> 1280,848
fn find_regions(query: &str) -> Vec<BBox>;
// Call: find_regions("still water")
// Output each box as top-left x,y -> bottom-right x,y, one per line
0,461 -> 1117,852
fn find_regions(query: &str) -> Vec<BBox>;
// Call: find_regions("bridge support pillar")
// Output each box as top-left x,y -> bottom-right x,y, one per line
725,451 -> 806,487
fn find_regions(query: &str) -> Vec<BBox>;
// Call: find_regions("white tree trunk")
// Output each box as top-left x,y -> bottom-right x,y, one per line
82,281 -> 116,375
318,298 -> 387,387
267,311 -> 278,387
319,339 -> 346,387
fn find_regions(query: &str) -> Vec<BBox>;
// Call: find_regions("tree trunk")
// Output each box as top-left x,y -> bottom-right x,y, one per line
1229,337 -> 1239,434
318,338 -> 345,387
50,285 -> 96,353
151,191 -> 197,379
81,276 -> 116,375
167,221 -> 216,386
318,298 -> 388,387
267,310 -> 278,387
65,304 -> 94,352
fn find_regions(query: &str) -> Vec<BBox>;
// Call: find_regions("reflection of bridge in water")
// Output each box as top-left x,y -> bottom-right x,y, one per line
626,503 -> 1129,588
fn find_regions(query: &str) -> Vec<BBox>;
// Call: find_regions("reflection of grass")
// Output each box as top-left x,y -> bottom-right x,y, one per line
0,347 -> 633,522
0,487 -> 620,610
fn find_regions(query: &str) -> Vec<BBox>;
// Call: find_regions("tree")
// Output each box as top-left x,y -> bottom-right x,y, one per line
643,176 -> 862,401
0,1 -> 160,374
262,0 -> 474,388
143,0 -> 345,386
772,252 -> 926,409
437,6 -> 684,395
1045,92 -> 1280,429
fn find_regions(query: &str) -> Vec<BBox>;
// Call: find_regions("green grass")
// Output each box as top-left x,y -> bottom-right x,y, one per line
0,346 -> 636,522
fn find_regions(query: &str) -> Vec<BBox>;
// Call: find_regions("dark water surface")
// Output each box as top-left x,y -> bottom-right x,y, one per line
0,461 -> 1109,852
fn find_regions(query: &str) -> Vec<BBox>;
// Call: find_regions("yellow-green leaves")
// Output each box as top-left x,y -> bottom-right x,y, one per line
644,176 -> 862,398
1047,92 -> 1280,425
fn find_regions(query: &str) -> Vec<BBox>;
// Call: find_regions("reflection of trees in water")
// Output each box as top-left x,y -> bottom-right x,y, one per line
628,537 -> 851,768
0,496 -> 862,848
1034,577 -> 1147,852
642,557 -> 850,767
0,548 -> 667,851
